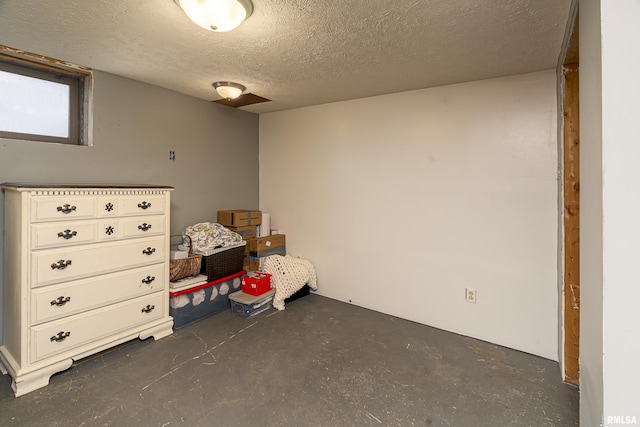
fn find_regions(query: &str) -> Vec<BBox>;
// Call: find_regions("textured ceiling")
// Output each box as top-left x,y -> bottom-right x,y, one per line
0,0 -> 571,114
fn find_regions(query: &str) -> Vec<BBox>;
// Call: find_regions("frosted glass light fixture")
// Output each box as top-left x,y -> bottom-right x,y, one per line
175,0 -> 253,32
213,81 -> 246,100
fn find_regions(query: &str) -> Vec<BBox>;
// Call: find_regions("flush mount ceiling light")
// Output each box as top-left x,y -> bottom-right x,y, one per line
213,81 -> 246,100
174,0 -> 253,32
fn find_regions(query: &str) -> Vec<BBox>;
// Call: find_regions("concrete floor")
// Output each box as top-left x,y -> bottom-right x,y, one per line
0,294 -> 578,426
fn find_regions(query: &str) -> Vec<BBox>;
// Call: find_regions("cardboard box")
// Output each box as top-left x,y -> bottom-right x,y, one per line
247,256 -> 261,272
247,254 -> 289,271
243,245 -> 251,270
248,234 -> 286,258
217,210 -> 262,227
225,225 -> 257,240
242,271 -> 272,296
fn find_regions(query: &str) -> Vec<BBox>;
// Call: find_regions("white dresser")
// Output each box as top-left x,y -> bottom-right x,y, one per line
0,184 -> 174,397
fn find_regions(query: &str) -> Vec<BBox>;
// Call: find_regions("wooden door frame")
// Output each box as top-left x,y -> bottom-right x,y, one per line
559,5 -> 580,386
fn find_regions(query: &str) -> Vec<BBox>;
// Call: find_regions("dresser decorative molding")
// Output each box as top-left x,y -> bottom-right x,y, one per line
0,184 -> 174,396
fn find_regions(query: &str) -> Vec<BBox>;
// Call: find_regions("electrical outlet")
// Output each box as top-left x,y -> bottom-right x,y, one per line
169,150 -> 176,161
465,288 -> 477,304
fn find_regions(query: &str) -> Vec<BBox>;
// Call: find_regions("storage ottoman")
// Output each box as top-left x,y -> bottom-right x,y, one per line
169,270 -> 246,329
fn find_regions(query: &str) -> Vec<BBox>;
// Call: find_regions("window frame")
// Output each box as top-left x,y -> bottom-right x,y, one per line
0,47 -> 92,146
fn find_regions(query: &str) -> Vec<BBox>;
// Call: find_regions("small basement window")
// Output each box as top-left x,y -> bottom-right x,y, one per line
0,45 -> 92,145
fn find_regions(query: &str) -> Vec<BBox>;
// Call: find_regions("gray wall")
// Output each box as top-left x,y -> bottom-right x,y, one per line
0,71 -> 259,342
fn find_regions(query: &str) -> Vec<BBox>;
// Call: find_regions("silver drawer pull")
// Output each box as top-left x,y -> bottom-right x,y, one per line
50,331 -> 71,342
51,260 -> 72,270
138,201 -> 151,210
57,229 -> 77,240
142,247 -> 156,256
138,223 -> 152,232
141,304 -> 155,314
51,296 -> 71,306
57,204 -> 76,214
141,276 -> 155,285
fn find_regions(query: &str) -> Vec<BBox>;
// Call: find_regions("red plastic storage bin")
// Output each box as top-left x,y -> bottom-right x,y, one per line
241,271 -> 272,296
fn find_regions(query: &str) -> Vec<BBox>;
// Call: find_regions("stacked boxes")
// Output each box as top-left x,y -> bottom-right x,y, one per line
225,225 -> 257,240
246,234 -> 286,271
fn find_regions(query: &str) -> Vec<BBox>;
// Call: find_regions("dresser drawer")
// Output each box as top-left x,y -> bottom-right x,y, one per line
120,215 -> 166,239
32,237 -> 166,288
119,195 -> 166,216
31,217 -> 167,249
31,221 -> 99,249
30,292 -> 165,363
31,196 -> 98,222
31,264 -> 166,325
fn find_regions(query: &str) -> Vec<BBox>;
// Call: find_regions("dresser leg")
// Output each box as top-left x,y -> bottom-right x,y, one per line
138,318 -> 174,341
12,359 -> 74,397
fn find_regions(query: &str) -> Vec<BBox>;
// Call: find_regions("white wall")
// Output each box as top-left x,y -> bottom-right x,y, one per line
260,71 -> 559,360
581,0 -> 640,423
578,0 -> 604,423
